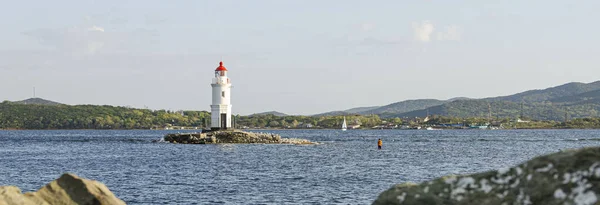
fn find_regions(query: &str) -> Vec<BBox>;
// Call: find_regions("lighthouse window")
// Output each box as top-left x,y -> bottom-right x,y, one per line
222,91 -> 225,97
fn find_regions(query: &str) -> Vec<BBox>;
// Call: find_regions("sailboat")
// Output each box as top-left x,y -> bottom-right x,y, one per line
342,117 -> 347,131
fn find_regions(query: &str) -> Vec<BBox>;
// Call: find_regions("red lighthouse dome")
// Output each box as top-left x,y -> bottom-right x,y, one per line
215,61 -> 228,71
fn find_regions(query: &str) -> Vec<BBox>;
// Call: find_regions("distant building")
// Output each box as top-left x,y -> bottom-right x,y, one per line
299,123 -> 313,128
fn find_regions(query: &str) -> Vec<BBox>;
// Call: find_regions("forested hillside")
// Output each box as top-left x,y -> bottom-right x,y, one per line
358,99 -> 446,116
3,81 -> 600,129
395,100 -> 600,121
486,81 -> 600,103
0,101 -> 210,129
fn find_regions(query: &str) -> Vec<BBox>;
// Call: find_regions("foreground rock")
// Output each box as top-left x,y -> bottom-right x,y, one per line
373,147 -> 600,205
0,173 -> 125,205
164,130 -> 315,144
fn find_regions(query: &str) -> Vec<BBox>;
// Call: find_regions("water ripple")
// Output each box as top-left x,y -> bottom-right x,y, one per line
1,129 -> 599,204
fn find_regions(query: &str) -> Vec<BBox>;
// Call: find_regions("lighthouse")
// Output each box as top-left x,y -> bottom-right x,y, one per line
210,61 -> 232,130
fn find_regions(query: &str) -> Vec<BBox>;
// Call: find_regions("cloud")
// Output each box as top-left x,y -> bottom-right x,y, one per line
358,37 -> 404,46
87,41 -> 105,54
22,18 -> 159,56
412,21 -> 435,42
23,25 -> 108,55
360,23 -> 375,32
411,21 -> 461,42
88,25 -> 105,32
437,25 -> 461,41
145,13 -> 168,25
110,17 -> 129,25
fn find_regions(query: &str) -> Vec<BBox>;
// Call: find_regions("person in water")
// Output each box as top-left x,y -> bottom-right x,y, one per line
377,139 -> 382,150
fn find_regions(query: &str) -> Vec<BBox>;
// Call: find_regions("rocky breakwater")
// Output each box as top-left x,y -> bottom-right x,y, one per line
373,147 -> 600,205
0,173 -> 124,205
164,130 -> 315,144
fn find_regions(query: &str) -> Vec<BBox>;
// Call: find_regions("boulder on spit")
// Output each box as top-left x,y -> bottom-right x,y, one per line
373,147 -> 600,205
0,173 -> 125,205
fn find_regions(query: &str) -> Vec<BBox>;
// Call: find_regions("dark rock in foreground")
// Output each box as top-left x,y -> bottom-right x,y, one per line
0,173 -> 125,205
164,130 -> 315,144
373,147 -> 600,205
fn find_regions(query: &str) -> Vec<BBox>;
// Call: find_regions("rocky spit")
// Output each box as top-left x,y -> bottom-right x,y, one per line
0,173 -> 124,205
164,130 -> 315,145
373,146 -> 600,205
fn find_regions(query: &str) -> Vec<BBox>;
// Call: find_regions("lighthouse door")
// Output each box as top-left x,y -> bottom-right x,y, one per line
221,114 -> 227,129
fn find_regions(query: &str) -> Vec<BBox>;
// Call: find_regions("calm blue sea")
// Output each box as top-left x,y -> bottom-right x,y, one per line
1,129 -> 599,204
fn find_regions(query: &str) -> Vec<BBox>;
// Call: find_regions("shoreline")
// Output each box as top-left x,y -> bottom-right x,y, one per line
3,127 -> 600,131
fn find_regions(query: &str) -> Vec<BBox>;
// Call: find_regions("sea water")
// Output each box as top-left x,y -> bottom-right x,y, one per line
1,129 -> 599,204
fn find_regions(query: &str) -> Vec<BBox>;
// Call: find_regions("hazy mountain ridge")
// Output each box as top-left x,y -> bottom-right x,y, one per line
313,99 -> 446,117
13,98 -> 63,106
311,106 -> 380,117
249,111 -> 288,117
357,99 -> 446,115
344,106 -> 381,113
311,111 -> 353,117
6,81 -> 600,121
550,89 -> 600,105
447,97 -> 472,101
486,81 -> 600,103
394,99 -> 600,121
315,81 -> 600,120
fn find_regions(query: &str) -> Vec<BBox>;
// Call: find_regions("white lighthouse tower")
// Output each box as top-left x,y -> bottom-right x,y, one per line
210,61 -> 232,130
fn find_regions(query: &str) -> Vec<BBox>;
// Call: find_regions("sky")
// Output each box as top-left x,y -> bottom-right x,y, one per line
1,0 -> 600,115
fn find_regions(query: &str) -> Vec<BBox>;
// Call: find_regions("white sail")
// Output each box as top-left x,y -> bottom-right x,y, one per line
342,117 -> 347,131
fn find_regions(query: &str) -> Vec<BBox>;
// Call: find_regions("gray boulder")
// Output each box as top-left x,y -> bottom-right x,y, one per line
0,173 -> 125,205
373,147 -> 600,205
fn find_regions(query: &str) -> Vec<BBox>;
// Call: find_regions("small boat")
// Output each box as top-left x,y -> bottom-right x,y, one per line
342,117 -> 347,131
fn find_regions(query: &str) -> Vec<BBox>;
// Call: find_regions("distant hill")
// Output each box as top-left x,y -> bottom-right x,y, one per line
393,99 -> 600,121
314,99 -> 446,117
7,81 -> 600,122
249,111 -> 288,117
486,81 -> 600,103
312,106 -> 380,117
550,89 -> 600,105
396,100 -> 519,119
358,99 -> 446,116
311,111 -> 353,117
344,106 -> 380,113
447,97 -> 472,101
290,81 -> 600,120
14,98 -> 63,106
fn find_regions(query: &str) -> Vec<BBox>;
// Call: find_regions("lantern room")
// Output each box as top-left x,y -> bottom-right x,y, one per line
215,61 -> 228,77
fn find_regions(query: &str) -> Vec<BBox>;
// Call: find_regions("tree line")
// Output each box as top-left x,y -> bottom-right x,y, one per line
0,102 -> 210,129
0,102 -> 384,129
3,101 -> 600,130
